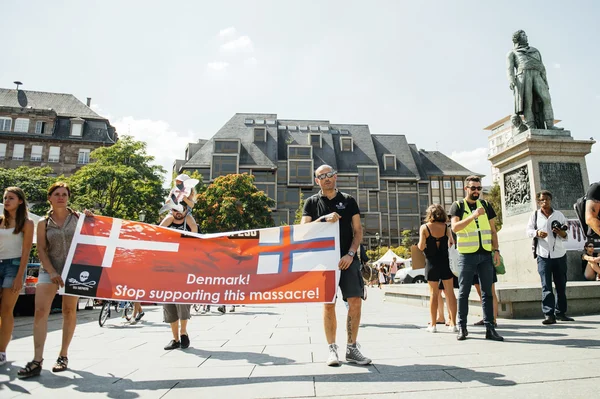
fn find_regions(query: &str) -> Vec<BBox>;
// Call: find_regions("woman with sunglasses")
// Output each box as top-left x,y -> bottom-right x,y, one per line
581,242 -> 600,281
18,182 -> 92,378
0,187 -> 34,366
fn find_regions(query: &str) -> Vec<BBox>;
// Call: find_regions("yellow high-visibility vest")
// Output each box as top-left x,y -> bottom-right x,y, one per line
456,199 -> 492,254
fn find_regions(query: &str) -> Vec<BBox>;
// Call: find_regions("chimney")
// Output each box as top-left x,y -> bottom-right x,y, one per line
86,97 -> 92,107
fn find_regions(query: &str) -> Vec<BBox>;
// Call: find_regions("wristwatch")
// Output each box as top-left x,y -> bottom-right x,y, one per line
347,250 -> 355,257
492,249 -> 500,253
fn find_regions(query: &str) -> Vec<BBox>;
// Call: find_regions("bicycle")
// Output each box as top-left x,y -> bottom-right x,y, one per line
98,300 -> 134,327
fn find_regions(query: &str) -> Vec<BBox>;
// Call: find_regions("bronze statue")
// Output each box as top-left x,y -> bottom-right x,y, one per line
507,30 -> 563,131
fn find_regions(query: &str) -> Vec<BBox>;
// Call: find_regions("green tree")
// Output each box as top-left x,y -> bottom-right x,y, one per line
487,182 -> 503,231
67,136 -> 166,223
193,173 -> 275,233
0,166 -> 60,215
401,229 -> 417,247
293,192 -> 305,225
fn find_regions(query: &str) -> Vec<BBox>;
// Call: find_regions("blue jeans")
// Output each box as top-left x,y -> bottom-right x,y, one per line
457,252 -> 495,328
537,255 -> 567,316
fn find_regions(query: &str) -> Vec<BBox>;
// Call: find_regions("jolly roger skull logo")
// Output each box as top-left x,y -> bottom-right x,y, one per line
80,271 -> 90,282
68,269 -> 97,290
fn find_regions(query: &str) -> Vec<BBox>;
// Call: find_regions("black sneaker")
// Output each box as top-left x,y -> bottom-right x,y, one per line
164,340 -> 180,350
180,334 -> 190,349
217,305 -> 226,314
135,312 -> 145,322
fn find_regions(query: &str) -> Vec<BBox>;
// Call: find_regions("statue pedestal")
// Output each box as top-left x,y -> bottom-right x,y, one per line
488,129 -> 595,283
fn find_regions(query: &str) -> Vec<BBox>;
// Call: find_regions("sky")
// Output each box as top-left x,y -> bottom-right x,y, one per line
2,0 -> 599,186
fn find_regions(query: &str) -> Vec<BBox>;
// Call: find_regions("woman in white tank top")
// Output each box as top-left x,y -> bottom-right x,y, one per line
0,187 -> 34,366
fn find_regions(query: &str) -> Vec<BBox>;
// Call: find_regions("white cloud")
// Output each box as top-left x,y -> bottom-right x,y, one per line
553,63 -> 561,69
206,61 -> 230,71
112,117 -> 197,185
218,26 -> 237,39
90,103 -> 112,120
243,57 -> 258,67
220,36 -> 254,54
450,147 -> 492,184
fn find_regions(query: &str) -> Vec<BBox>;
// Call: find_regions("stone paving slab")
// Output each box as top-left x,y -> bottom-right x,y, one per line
2,287 -> 600,398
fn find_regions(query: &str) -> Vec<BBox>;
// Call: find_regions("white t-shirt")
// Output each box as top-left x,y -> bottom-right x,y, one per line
526,209 -> 568,259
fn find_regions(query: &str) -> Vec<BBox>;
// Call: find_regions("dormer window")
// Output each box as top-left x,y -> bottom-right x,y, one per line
244,118 -> 254,125
266,119 -> 276,125
14,118 -> 30,133
309,133 -> 321,148
255,118 -> 265,125
254,127 -> 267,143
384,154 -> 396,170
341,137 -> 353,152
70,117 -> 84,137
35,121 -> 46,134
214,139 -> 240,153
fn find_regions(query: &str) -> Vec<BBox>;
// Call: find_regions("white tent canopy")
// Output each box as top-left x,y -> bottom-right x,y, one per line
374,249 -> 406,266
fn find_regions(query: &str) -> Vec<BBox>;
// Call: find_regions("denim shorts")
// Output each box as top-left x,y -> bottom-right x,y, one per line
37,269 -> 53,285
0,257 -> 24,289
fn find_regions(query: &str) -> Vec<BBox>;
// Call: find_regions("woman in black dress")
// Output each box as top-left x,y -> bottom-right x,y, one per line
417,204 -> 457,332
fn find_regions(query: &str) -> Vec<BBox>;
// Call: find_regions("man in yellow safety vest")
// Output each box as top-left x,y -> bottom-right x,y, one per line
450,176 -> 504,342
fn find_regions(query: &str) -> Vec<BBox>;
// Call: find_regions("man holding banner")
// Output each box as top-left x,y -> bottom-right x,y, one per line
159,205 -> 197,350
302,164 -> 371,367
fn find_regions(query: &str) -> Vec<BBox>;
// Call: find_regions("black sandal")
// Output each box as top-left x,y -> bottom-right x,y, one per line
18,359 -> 43,379
52,356 -> 68,372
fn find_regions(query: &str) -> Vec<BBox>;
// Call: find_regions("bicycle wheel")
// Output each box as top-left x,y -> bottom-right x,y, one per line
99,302 -> 111,327
124,302 -> 133,321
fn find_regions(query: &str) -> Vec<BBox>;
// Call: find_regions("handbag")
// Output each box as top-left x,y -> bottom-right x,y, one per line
448,244 -> 459,277
494,254 -> 506,275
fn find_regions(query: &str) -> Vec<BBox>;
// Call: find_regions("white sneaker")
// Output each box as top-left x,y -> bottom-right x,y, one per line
426,325 -> 437,333
326,344 -> 340,366
449,325 -> 458,333
0,352 -> 6,366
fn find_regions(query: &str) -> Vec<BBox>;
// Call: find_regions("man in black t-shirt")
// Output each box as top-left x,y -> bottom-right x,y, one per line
302,164 -> 371,367
585,183 -> 600,237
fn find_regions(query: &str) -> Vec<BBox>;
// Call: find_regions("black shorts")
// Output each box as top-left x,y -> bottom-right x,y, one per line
339,258 -> 365,301
473,267 -> 498,285
425,258 -> 454,282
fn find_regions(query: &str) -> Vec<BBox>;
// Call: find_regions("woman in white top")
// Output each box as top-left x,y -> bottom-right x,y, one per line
0,187 -> 34,365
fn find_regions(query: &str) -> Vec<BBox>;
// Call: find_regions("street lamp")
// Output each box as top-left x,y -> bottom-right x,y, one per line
138,210 -> 146,223
375,233 -> 380,254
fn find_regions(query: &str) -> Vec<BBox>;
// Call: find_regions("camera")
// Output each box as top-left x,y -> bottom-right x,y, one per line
551,220 -> 568,231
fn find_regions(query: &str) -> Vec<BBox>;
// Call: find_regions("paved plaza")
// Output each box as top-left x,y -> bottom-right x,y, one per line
1,287 -> 600,398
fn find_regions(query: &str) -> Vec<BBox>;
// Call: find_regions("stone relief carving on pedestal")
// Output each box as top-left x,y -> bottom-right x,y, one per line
503,165 -> 531,216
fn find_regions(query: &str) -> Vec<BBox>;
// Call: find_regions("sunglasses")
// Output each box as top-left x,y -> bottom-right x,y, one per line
317,171 -> 337,180
467,186 -> 482,191
586,245 -> 594,248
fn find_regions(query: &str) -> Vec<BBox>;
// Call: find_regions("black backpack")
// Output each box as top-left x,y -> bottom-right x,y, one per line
574,195 -> 599,239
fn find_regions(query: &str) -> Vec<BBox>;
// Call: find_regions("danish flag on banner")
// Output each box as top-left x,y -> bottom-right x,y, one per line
59,216 -> 341,304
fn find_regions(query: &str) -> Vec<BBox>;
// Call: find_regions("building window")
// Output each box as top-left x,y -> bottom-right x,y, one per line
443,180 -> 451,189
0,143 -> 6,160
418,183 -> 429,194
78,149 -> 91,164
432,196 -> 440,204
211,154 -> 238,179
255,183 -> 275,201
35,121 -> 46,134
288,160 -> 313,185
253,127 -> 266,143
12,144 -> 25,160
255,118 -> 265,125
30,145 -> 43,161
277,187 -> 300,209
431,180 -> 440,189
362,213 -> 381,236
14,118 -> 30,133
48,146 -> 60,162
252,170 -> 276,183
214,140 -> 239,153
399,194 -> 419,214
244,118 -> 253,125
369,192 -> 379,212
288,146 -> 312,159
384,155 -> 396,170
0,117 -> 12,132
266,119 -> 276,125
399,216 -> 420,232
341,137 -> 353,152
455,180 -> 463,189
309,133 -> 321,148
444,197 -> 453,205
277,162 -> 287,184
358,167 -> 379,189
70,118 -> 84,137
336,175 -> 358,187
